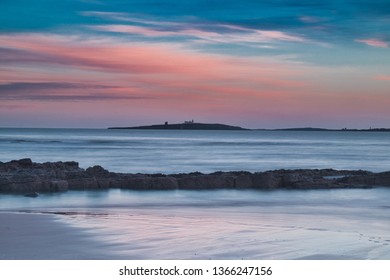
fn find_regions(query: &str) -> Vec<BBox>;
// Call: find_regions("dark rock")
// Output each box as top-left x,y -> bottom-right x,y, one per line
86,165 -> 110,176
0,176 -> 11,192
177,174 -> 235,189
24,192 -> 39,198
234,174 -> 253,188
337,171 -> 390,186
1,159 -> 390,194
150,176 -> 179,189
252,172 -> 281,189
13,158 -> 33,166
64,161 -> 79,168
119,175 -> 178,190
49,180 -> 69,192
67,178 -> 98,190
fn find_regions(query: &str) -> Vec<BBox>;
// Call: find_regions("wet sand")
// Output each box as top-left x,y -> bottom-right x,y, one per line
1,188 -> 390,260
0,212 -> 123,260
2,209 -> 388,260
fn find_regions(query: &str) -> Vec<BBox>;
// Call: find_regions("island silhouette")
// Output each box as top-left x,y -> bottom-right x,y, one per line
108,121 -> 248,130
109,121 -> 390,131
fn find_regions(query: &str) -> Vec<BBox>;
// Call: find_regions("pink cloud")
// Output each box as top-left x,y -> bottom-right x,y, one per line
0,33 -> 312,125
82,12 -> 308,46
84,12 -> 309,46
90,23 -> 307,46
374,75 -> 390,81
0,33 -> 304,84
356,39 -> 389,48
1,33 -> 389,128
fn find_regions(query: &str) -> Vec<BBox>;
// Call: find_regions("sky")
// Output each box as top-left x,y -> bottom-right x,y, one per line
0,0 -> 389,129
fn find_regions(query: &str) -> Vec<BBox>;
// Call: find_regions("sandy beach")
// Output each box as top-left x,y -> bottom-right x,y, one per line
0,212 -> 123,260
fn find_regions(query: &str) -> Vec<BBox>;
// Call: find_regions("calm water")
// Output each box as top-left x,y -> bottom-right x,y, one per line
0,128 -> 389,173
1,128 -> 390,259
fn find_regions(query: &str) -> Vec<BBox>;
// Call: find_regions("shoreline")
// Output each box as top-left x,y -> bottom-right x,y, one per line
1,158 -> 390,195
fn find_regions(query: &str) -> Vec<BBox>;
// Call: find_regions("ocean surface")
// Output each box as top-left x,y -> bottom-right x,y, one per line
0,128 -> 389,173
1,128 -> 390,259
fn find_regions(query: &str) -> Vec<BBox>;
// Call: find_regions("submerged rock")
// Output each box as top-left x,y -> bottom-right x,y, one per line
0,158 -> 389,194
24,192 -> 39,198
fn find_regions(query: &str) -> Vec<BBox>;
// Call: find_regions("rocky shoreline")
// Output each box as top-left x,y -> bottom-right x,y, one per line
1,159 -> 390,194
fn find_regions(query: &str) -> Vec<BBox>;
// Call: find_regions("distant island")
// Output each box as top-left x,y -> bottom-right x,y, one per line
109,121 -> 249,130
109,122 -> 390,132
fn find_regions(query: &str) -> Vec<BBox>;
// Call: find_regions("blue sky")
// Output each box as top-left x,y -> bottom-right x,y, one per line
0,0 -> 389,128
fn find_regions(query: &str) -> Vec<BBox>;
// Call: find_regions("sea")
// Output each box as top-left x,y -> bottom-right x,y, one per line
0,128 -> 390,259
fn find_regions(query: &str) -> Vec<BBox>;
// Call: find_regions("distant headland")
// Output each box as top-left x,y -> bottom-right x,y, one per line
109,120 -> 249,130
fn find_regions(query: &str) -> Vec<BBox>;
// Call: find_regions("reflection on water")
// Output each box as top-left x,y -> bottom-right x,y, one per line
1,188 -> 390,259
